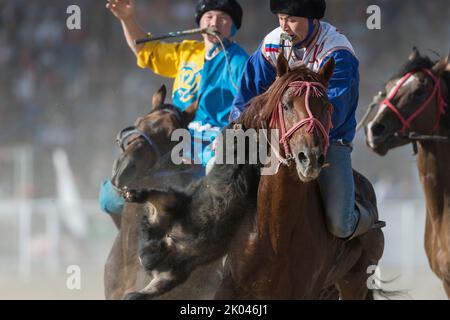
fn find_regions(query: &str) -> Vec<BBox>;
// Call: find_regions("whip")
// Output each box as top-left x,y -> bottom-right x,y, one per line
135,27 -> 218,45
134,26 -> 238,90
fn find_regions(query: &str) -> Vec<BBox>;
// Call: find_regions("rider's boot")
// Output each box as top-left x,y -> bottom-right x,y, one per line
347,198 -> 385,241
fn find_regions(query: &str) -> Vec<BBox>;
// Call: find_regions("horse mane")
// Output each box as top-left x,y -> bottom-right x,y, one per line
389,53 -> 435,82
239,65 -> 324,129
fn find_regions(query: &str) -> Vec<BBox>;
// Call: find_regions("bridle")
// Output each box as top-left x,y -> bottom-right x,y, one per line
381,68 -> 447,135
269,80 -> 333,161
111,108 -> 194,192
116,126 -> 161,157
115,108 -> 183,158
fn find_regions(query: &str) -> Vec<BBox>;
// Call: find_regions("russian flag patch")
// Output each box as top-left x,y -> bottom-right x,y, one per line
265,44 -> 280,53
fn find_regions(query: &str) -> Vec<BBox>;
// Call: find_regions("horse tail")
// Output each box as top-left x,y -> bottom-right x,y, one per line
367,288 -> 411,300
366,275 -> 411,300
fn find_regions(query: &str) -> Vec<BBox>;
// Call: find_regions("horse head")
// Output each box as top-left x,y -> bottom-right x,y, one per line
111,85 -> 198,189
366,47 -> 450,155
244,54 -> 335,182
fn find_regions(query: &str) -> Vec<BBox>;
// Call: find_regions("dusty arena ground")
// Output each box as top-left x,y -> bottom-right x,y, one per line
0,266 -> 446,300
0,201 -> 448,300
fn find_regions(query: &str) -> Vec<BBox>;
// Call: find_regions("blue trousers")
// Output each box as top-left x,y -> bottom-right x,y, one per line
99,180 -> 124,215
318,141 -> 358,238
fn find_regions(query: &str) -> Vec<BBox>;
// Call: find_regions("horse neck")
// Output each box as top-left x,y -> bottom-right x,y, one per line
141,155 -> 198,189
416,137 -> 450,223
257,164 -> 322,252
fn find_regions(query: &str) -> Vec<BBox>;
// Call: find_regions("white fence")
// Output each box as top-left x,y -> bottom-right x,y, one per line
377,198 -> 428,278
0,197 -> 428,276
0,199 -> 112,280
0,145 -> 114,282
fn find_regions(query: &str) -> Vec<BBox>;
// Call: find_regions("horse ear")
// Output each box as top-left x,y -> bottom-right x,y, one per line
409,46 -> 421,61
152,85 -> 167,110
432,55 -> 450,76
318,57 -> 335,87
181,96 -> 200,127
276,53 -> 290,78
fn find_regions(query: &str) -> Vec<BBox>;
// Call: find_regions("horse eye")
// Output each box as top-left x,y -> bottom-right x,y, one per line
283,100 -> 292,111
413,88 -> 426,97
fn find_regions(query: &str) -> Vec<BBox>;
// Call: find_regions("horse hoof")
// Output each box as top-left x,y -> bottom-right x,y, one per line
123,292 -> 148,300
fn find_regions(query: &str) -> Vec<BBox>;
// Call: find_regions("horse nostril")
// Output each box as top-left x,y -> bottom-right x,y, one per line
318,154 -> 325,167
372,123 -> 386,136
298,151 -> 308,164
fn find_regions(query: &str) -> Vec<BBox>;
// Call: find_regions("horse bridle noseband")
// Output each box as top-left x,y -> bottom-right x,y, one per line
116,126 -> 161,157
115,108 -> 183,158
111,108 -> 194,193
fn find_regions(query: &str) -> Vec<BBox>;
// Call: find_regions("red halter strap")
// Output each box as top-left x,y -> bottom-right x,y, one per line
269,81 -> 333,159
381,69 -> 447,133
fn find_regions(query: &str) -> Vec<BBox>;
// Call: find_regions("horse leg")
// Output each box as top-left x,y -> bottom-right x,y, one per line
443,279 -> 450,299
104,234 -> 124,299
214,273 -> 239,300
123,269 -> 190,300
336,252 -> 372,300
109,213 -> 121,229
318,285 -> 340,300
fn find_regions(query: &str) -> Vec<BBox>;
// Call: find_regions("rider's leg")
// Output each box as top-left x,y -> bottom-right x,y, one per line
318,141 -> 358,238
99,179 -> 124,229
318,140 -> 382,240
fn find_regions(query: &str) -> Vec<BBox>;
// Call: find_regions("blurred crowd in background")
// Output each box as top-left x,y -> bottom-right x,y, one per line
0,0 -> 449,198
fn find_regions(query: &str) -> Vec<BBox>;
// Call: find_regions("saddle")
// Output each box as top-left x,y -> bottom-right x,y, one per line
349,170 -> 386,240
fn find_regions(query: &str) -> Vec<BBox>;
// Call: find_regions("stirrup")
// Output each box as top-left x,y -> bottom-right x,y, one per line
347,200 -> 385,241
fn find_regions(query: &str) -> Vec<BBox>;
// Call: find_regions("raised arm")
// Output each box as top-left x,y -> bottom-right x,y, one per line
106,0 -> 147,57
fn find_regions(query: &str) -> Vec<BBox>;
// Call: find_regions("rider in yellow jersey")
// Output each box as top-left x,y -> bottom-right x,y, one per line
100,0 -> 249,217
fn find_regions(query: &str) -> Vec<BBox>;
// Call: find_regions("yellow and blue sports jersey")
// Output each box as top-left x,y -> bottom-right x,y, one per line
138,39 -> 249,167
138,40 -> 205,110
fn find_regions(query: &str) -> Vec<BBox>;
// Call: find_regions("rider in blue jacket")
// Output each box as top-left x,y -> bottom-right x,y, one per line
230,0 -> 383,239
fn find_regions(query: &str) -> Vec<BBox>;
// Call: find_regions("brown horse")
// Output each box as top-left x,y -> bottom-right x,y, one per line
104,86 -> 223,299
365,48 -> 450,297
213,55 -> 385,299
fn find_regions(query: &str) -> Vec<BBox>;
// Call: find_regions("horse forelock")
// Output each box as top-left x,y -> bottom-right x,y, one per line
142,103 -> 183,133
240,65 -> 324,129
390,54 -> 435,82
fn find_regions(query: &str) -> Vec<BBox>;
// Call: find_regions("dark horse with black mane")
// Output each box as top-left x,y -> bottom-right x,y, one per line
104,86 -> 224,299
365,47 -> 450,297
121,125 -> 260,300
123,54 -> 386,299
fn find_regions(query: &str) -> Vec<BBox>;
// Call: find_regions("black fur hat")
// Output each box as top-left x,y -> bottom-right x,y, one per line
195,0 -> 243,29
270,0 -> 326,19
